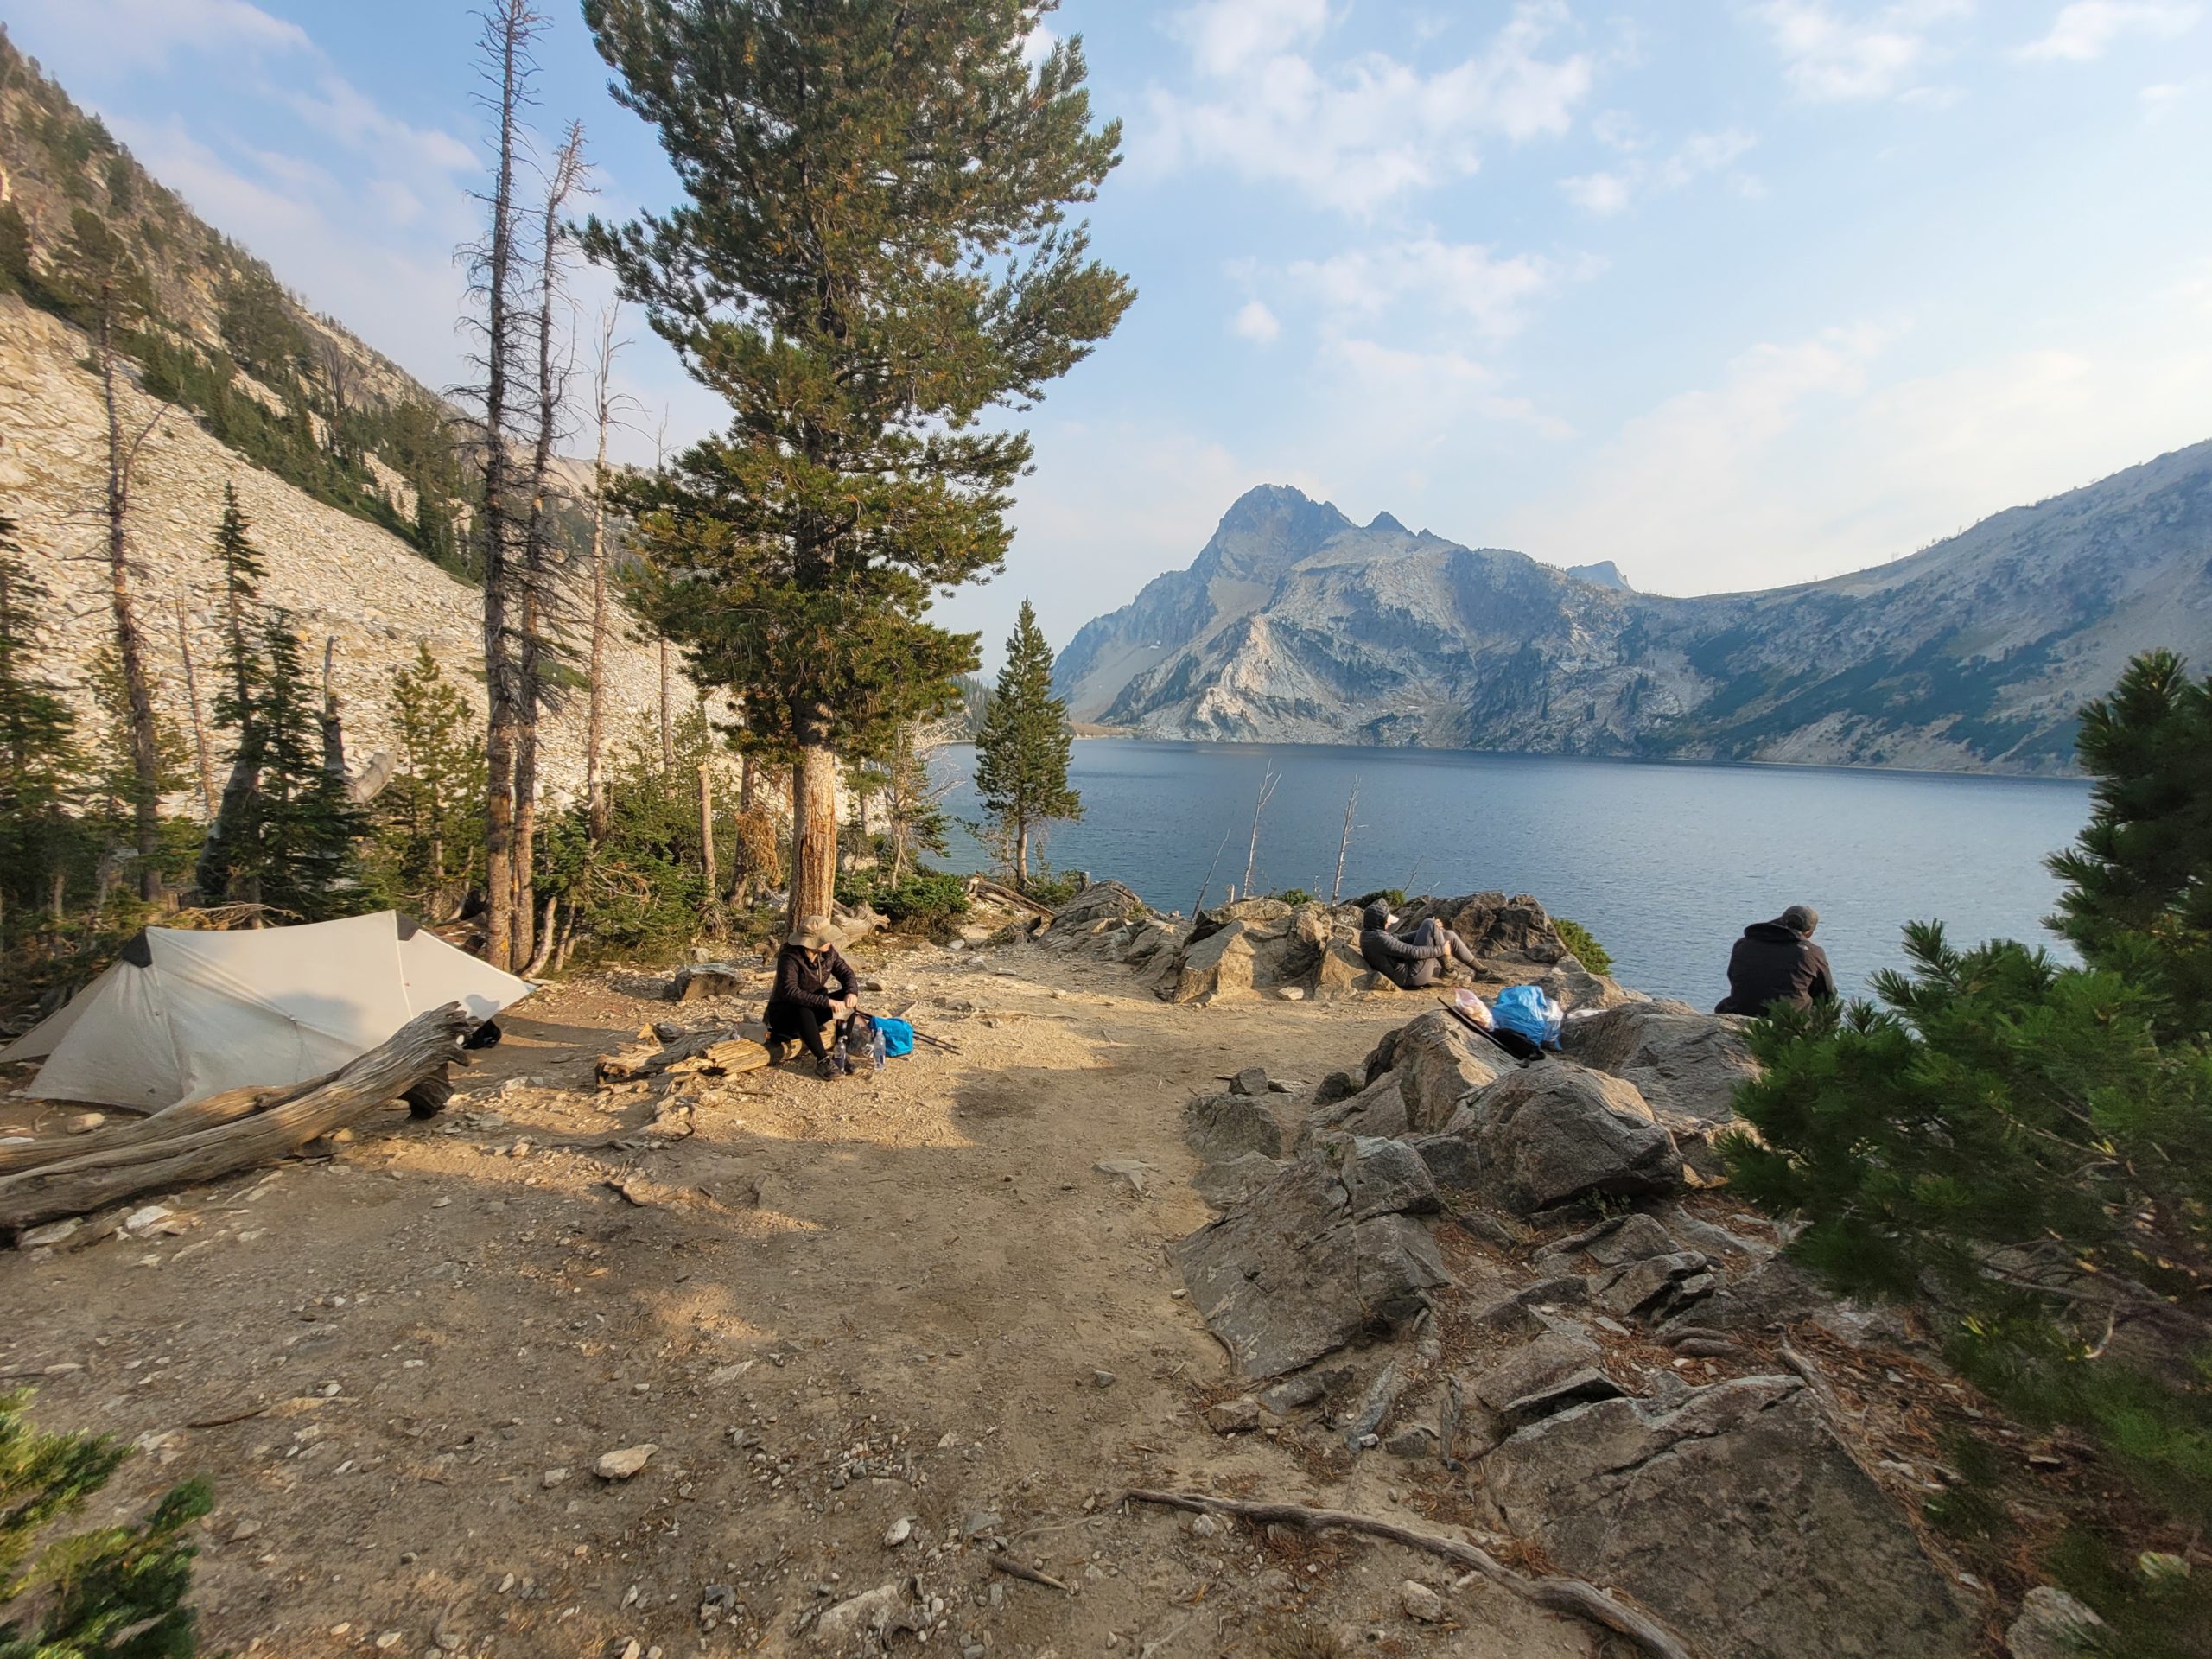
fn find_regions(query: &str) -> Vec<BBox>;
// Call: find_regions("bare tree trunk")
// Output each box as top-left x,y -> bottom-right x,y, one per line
698,760 -> 724,938
1241,764 -> 1281,898
522,892 -> 558,976
790,737 -> 837,923
1332,778 -> 1358,906
1014,819 -> 1029,888
512,123 -> 587,972
584,304 -> 624,846
173,594 -> 216,821
319,635 -> 346,783
471,0 -> 541,972
94,313 -> 164,903
658,639 -> 675,779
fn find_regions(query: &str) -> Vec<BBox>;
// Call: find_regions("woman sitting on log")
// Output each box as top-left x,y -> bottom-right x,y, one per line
764,915 -> 859,1081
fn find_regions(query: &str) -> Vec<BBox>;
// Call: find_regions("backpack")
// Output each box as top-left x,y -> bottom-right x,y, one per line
874,1016 -> 917,1058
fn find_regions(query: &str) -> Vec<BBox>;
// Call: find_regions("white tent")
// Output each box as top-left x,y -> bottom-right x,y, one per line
0,912 -> 529,1111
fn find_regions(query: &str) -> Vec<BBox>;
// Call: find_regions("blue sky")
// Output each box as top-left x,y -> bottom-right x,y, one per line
10,0 -> 2211,664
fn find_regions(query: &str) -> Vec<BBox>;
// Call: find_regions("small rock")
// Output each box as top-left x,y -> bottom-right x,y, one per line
1188,1513 -> 1219,1537
18,1217 -> 79,1249
1092,1369 -> 1116,1389
542,1468 -> 572,1489
375,1636 -> 404,1652
64,1111 -> 105,1135
1228,1066 -> 1271,1096
1274,987 -> 1306,1001
227,1518 -> 261,1543
594,1444 -> 657,1481
1399,1580 -> 1445,1623
1206,1397 -> 1262,1435
1384,1425 -> 1439,1458
122,1205 -> 175,1236
2005,1585 -> 2107,1659
882,1516 -> 913,1548
815,1581 -> 906,1646
961,1510 -> 1002,1539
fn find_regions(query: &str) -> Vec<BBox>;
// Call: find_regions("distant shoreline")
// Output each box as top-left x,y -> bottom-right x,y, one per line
1034,731 -> 2088,786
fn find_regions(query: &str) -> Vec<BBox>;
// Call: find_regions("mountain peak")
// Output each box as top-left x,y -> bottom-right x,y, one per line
1367,510 -> 1408,534
1567,560 -> 1633,592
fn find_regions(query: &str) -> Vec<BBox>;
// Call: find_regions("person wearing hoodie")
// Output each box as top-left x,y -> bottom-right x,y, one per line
765,914 -> 861,1080
1357,903 -> 1481,990
1715,904 -> 1837,1016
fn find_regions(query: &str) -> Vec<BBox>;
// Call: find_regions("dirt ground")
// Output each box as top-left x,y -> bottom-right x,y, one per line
1,935 -> 1611,1659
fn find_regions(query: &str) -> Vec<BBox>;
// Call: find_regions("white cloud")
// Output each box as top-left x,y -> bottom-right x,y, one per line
1287,238 -> 1566,342
1561,127 -> 1758,214
1232,299 -> 1282,342
1141,0 -> 1593,213
22,0 -> 310,68
1325,337 -> 1574,442
1501,289 -> 2212,595
1743,0 -> 1972,102
281,73 -> 476,177
2014,2 -> 2200,62
1170,0 -> 1333,78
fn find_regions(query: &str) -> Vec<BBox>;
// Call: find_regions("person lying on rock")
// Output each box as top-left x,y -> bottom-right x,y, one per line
1714,903 -> 1837,1016
764,914 -> 860,1080
1357,903 -> 1481,989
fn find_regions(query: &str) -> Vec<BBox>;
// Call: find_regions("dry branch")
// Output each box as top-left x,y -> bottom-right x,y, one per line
0,1004 -> 475,1230
1122,1490 -> 1698,1659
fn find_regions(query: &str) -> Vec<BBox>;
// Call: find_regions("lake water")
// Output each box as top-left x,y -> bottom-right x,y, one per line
934,740 -> 2093,1007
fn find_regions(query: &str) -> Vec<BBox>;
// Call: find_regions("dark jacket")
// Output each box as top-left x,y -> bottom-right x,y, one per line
766,943 -> 857,1016
1716,921 -> 1836,1016
1358,903 -> 1444,988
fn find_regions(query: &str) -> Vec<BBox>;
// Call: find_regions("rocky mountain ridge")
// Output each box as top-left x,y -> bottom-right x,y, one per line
1058,443 -> 2212,774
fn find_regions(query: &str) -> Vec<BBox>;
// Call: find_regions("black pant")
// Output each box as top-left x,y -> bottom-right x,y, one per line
766,1001 -> 835,1063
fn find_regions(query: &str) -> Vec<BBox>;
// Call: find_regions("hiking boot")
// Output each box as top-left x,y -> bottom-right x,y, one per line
816,1058 -> 841,1083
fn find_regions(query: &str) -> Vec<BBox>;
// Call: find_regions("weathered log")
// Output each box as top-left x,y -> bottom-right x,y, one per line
0,1083 -> 283,1176
1122,1490 -> 1698,1659
0,1003 -> 475,1231
596,1027 -> 768,1084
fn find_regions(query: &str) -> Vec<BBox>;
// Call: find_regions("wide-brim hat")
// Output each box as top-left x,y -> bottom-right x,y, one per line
789,914 -> 842,950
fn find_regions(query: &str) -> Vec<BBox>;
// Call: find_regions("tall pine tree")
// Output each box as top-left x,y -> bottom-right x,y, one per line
196,484 -> 270,902
973,600 -> 1079,888
582,0 -> 1133,924
0,516 -> 83,935
242,613 -> 365,920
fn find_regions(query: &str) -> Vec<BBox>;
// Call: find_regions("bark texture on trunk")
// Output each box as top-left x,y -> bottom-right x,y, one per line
175,594 -> 216,821
790,740 -> 838,924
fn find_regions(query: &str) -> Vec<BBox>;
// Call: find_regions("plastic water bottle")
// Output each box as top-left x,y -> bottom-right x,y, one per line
871,1021 -> 887,1073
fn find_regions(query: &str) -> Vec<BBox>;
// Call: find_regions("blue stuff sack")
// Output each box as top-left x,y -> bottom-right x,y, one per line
875,1016 -> 917,1058
1492,984 -> 1563,1048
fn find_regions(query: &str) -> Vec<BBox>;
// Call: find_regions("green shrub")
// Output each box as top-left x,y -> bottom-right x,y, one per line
1720,650 -> 2212,1656
0,1389 -> 211,1656
1350,888 -> 1405,912
1554,917 -> 1612,974
1271,887 -> 1317,907
836,869 -> 969,933
1019,868 -> 1086,909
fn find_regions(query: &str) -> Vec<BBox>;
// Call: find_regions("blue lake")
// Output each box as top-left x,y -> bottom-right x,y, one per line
935,740 -> 2093,1007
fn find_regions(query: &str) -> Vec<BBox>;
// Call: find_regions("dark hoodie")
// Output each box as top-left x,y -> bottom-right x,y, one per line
1358,903 -> 1445,988
767,941 -> 858,1017
1716,920 -> 1836,1016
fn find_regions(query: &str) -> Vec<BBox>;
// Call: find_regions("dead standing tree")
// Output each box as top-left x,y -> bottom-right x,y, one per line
459,0 -> 543,972
52,219 -> 168,900
1239,762 -> 1281,899
582,304 -> 639,847
1331,776 -> 1359,905
512,118 -> 588,969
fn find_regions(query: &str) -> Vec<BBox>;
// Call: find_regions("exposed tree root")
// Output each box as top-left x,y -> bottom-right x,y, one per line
1122,1488 -> 1699,1659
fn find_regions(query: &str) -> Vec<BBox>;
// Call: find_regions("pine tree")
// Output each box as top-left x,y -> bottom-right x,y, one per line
374,645 -> 487,919
0,1388 -> 211,1656
196,484 -> 270,902
2046,648 -> 2212,1029
582,0 -> 1133,924
244,613 -> 365,920
973,600 -> 1080,888
0,517 -> 83,935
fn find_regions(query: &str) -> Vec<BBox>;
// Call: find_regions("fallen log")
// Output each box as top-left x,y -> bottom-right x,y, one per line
1122,1490 -> 1698,1659
596,1028 -> 769,1084
0,1083 -> 283,1176
0,1003 -> 474,1232
966,877 -> 1056,919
